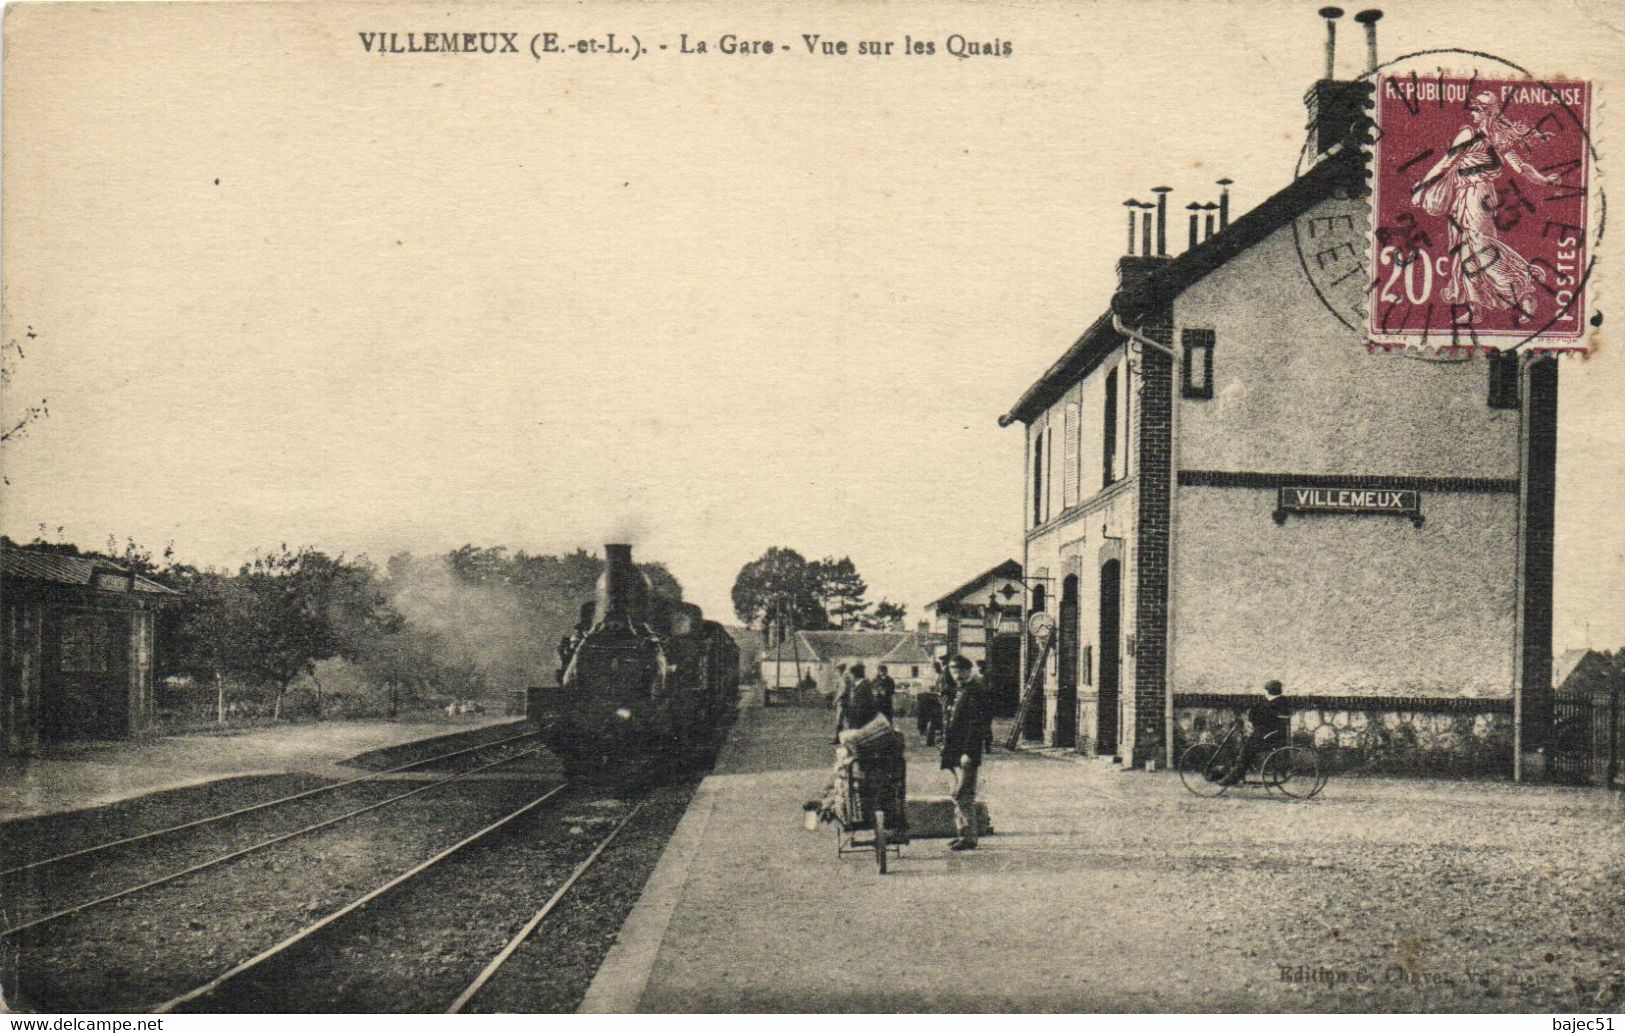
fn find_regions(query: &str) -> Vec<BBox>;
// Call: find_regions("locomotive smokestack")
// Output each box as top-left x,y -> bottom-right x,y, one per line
1318,7 -> 1343,80
598,543 -> 650,625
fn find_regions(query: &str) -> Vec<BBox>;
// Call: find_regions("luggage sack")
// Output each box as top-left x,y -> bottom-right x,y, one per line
904,796 -> 993,839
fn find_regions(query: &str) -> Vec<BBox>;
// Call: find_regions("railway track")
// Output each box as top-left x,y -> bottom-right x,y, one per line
1,736 -> 551,937
0,726 -> 544,879
150,784 -> 646,1013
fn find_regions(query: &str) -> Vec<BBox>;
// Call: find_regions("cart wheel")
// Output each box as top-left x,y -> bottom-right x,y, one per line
873,809 -> 888,874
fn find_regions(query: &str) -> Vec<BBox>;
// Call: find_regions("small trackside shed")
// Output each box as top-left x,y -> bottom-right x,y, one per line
1,545 -> 181,755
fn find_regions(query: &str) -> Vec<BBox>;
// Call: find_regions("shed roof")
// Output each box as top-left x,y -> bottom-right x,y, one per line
1,545 -> 180,596
927,559 -> 1023,611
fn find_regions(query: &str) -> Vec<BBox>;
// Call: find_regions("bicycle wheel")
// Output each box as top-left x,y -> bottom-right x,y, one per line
1264,747 -> 1322,799
873,809 -> 888,874
1178,742 -> 1231,797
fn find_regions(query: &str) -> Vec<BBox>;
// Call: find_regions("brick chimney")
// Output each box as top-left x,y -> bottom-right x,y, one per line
1118,190 -> 1171,299
1303,7 -> 1375,160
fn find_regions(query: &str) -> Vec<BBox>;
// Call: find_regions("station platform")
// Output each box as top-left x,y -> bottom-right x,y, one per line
580,695 -> 1625,1013
579,697 -> 1224,1013
0,716 -> 513,821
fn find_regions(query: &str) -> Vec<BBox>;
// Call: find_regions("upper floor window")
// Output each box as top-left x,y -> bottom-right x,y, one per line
1182,329 -> 1215,399
1488,349 -> 1520,409
1031,429 -> 1044,527
1062,403 -> 1079,508
1103,367 -> 1119,487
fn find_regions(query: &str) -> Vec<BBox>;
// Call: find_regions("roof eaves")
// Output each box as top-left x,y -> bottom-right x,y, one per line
927,559 -> 1023,610
1000,150 -> 1362,429
998,312 -> 1119,427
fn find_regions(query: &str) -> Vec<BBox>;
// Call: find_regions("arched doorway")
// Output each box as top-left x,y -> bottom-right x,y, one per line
1056,575 -> 1079,748
1097,560 -> 1122,756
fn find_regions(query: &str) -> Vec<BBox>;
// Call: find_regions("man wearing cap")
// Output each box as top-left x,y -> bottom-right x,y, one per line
1224,679 -> 1291,784
941,654 -> 985,851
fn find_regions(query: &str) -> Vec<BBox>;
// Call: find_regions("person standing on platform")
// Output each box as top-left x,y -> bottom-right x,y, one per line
831,664 -> 851,744
873,664 -> 898,720
976,660 -> 995,753
941,654 -> 985,851
917,661 -> 945,746
843,663 -> 878,730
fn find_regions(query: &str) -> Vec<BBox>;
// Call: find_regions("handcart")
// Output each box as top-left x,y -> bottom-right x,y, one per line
833,730 -> 907,874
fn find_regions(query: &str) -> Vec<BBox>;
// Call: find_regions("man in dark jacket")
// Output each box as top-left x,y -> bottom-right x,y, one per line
842,662 -> 879,731
941,654 -> 984,851
873,665 -> 898,720
1226,679 -> 1291,783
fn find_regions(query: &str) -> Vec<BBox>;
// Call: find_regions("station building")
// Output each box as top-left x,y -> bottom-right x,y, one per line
1,544 -> 180,755
999,38 -> 1558,778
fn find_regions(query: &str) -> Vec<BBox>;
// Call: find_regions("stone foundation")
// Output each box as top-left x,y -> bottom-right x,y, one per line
1172,696 -> 1514,777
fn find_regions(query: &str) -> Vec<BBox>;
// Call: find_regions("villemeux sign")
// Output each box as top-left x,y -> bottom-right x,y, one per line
1274,485 -> 1424,526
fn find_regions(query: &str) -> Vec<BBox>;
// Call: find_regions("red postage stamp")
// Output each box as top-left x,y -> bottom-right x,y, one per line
1369,75 -> 1593,353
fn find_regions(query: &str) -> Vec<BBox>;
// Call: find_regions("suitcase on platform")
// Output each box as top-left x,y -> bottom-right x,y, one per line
904,796 -> 993,839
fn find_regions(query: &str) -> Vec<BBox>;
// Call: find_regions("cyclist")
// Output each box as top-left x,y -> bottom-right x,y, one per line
1223,679 -> 1291,784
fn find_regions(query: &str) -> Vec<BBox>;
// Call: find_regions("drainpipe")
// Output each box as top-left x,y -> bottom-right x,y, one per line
1112,313 -> 1180,770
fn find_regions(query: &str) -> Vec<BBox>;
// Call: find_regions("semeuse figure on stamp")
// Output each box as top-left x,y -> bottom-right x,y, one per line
1223,679 -> 1292,785
1411,91 -> 1563,325
942,654 -> 985,851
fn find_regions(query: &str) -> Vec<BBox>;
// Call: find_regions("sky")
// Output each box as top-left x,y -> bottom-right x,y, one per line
3,0 -> 1623,648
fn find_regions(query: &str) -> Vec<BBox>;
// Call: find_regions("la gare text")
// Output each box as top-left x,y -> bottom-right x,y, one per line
356,32 -> 1014,60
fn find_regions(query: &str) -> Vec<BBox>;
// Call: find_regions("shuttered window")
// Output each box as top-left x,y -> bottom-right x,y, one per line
1062,403 -> 1079,508
1044,424 -> 1056,521
1103,367 -> 1119,487
1031,428 -> 1044,527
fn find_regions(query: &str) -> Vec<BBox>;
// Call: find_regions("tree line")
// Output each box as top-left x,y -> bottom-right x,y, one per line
730,547 -> 905,635
6,534 -> 681,723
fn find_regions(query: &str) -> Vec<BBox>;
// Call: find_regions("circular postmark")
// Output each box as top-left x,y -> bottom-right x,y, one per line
1292,48 -> 1603,357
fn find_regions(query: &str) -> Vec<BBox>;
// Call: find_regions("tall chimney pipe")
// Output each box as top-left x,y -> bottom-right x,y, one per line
1318,7 -> 1344,80
1216,178 -> 1233,231
1354,9 -> 1381,74
1202,202 -> 1218,241
1187,202 -> 1201,250
1152,186 -> 1171,256
1140,203 -> 1154,257
1124,199 -> 1140,255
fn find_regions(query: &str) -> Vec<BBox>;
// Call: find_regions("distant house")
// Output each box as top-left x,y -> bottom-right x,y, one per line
1,544 -> 181,755
1556,649 -> 1622,696
760,630 -> 937,696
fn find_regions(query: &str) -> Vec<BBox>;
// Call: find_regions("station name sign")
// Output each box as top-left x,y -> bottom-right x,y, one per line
1274,485 -> 1423,526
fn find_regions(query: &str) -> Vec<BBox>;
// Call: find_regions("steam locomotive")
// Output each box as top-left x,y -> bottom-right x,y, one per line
536,544 -> 739,778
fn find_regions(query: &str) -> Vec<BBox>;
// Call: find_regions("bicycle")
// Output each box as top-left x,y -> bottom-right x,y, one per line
1178,721 -> 1326,799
